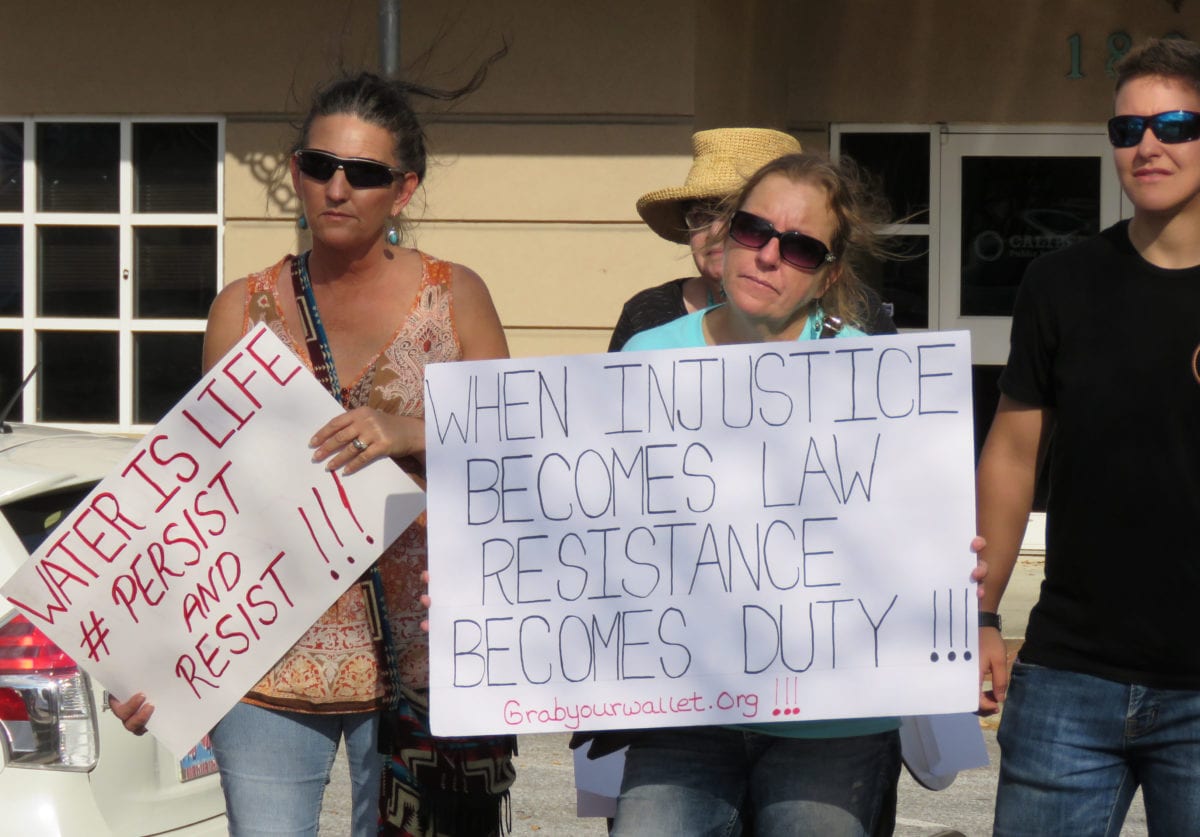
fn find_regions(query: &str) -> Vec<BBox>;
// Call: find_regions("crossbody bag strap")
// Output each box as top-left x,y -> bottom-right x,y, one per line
289,252 -> 404,711
289,252 -> 341,394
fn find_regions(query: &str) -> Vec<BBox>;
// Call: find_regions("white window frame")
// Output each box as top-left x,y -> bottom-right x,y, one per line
0,116 -> 225,433
830,124 -> 941,332
936,124 -> 1119,364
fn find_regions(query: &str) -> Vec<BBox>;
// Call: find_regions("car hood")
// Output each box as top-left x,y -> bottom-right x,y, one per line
0,425 -> 135,506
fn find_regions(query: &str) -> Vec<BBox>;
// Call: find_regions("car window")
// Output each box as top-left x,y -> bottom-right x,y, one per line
1,484 -> 94,553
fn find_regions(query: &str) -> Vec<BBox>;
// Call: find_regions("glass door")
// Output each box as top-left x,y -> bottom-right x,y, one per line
938,130 -> 1122,364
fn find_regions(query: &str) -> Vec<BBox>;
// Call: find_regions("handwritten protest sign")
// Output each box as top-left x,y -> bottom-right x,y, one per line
424,331 -> 978,737
2,324 -> 424,758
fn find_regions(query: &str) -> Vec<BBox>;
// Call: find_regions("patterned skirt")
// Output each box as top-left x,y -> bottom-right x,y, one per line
379,686 -> 517,836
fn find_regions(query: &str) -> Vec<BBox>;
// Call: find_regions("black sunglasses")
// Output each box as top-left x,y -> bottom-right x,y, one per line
1107,110 -> 1200,148
294,149 -> 406,189
728,210 -> 836,270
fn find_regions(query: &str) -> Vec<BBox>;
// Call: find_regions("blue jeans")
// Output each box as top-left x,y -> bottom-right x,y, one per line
995,661 -> 1200,836
610,726 -> 900,837
210,702 -> 382,837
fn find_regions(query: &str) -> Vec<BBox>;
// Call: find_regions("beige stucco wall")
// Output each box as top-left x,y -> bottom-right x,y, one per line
7,0 -> 1186,123
221,121 -> 698,357
778,0 -> 1196,128
0,0 -> 693,117
5,0 -> 1197,359
202,0 -> 701,357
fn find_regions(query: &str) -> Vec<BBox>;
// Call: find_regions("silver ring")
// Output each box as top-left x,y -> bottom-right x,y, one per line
351,437 -> 368,453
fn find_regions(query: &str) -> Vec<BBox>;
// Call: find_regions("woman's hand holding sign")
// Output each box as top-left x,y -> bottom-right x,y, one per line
309,407 -> 425,477
109,692 -> 154,736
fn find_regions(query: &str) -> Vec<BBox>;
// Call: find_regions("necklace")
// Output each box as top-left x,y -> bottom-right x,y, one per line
807,303 -> 826,340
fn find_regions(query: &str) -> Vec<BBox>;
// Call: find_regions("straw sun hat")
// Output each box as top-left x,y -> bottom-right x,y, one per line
636,127 -> 803,244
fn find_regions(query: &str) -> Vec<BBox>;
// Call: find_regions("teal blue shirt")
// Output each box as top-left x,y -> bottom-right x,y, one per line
622,305 -> 867,352
622,304 -> 898,740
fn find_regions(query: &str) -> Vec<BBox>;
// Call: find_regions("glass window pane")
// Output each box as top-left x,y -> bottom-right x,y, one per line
134,123 -> 218,213
134,226 -> 217,318
38,226 -> 119,317
0,331 -> 22,423
840,133 -> 930,222
0,122 -> 21,212
38,331 -> 117,422
960,156 -> 1100,317
0,226 -> 20,316
859,235 -> 929,329
37,123 -> 119,213
135,332 -> 203,423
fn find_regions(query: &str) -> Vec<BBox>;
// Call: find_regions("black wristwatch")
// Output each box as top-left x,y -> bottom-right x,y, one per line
979,611 -> 1002,632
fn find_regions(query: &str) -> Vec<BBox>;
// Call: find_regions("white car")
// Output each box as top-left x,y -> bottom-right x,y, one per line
0,422 -> 227,835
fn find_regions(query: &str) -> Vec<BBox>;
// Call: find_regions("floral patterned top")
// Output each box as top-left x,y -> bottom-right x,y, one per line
239,251 -> 459,712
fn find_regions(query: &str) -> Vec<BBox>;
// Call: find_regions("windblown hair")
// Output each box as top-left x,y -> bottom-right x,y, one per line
1115,37 -> 1200,95
294,45 -> 507,182
714,152 -> 895,330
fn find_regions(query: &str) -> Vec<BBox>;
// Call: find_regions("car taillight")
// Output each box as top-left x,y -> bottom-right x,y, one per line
0,611 -> 98,770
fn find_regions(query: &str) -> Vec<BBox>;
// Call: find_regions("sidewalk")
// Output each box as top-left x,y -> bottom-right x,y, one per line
998,513 -> 1047,646
321,725 -> 1146,836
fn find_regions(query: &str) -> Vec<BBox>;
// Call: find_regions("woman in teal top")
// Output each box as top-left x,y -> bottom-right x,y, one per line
613,152 -> 901,837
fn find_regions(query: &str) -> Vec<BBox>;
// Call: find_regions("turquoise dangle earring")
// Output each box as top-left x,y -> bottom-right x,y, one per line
386,219 -> 400,246
298,214 -> 308,230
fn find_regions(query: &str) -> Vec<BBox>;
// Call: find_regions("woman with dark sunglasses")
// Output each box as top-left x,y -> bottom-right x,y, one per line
623,153 -> 888,353
110,69 -> 512,836
583,137 -> 907,834
611,153 -> 912,836
609,129 -> 898,353
576,128 -> 809,816
978,37 -> 1200,837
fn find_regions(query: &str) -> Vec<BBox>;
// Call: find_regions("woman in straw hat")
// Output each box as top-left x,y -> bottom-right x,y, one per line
609,128 -> 799,350
609,128 -> 895,351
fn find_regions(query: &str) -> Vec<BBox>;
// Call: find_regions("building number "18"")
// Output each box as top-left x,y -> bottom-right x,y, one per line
1066,31 -> 1187,80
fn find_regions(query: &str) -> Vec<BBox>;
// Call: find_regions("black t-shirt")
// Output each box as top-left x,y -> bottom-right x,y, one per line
1001,220 -> 1200,688
608,278 -> 690,351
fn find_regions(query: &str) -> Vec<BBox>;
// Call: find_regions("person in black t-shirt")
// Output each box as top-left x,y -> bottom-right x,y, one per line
977,37 -> 1200,835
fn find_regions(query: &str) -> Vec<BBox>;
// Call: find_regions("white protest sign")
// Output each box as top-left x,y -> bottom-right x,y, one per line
424,331 -> 978,737
2,324 -> 425,758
